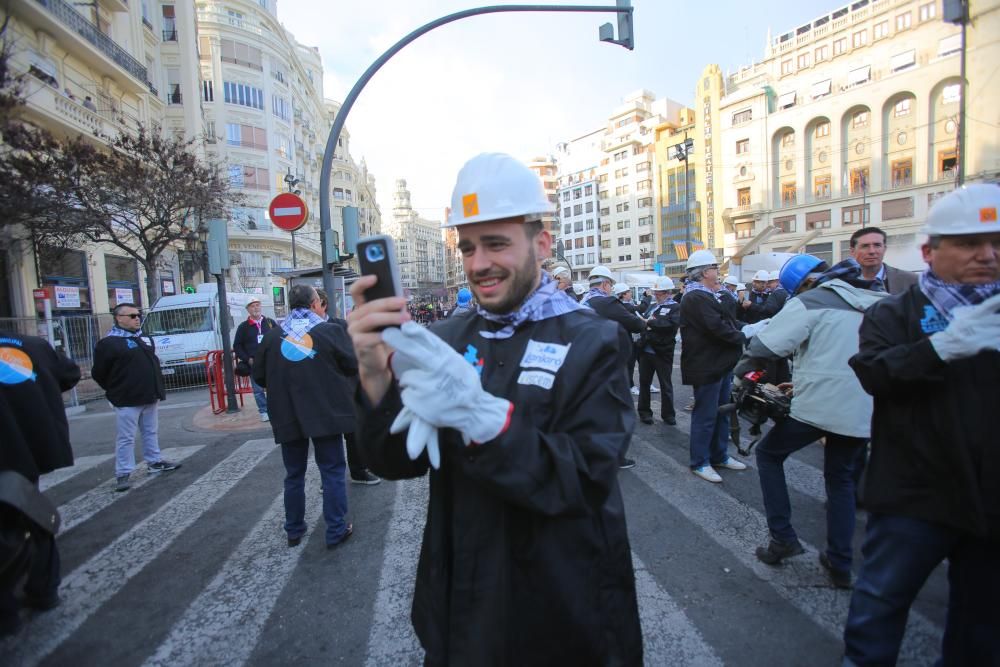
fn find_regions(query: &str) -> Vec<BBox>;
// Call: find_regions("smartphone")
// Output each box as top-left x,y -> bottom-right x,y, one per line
356,234 -> 403,303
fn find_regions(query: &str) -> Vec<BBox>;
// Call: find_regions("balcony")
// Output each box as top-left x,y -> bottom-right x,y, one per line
27,0 -> 152,93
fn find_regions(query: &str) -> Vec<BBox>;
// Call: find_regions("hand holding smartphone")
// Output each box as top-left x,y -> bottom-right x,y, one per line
356,235 -> 404,303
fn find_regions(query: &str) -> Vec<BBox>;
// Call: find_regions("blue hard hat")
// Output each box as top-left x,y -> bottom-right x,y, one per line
457,288 -> 472,306
779,254 -> 825,294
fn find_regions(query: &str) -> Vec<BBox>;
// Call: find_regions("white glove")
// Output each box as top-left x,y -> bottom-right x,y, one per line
383,323 -> 512,445
384,328 -> 443,469
741,318 -> 771,339
929,293 -> 1000,361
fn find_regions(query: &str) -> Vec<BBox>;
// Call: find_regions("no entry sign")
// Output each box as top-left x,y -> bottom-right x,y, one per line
269,192 -> 309,232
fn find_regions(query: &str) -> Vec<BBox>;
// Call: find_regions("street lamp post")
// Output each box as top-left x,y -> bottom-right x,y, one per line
283,168 -> 302,268
317,2 -> 635,299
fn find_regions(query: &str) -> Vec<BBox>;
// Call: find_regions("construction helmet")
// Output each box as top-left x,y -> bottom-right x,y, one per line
444,153 -> 555,227
780,254 -> 825,294
686,249 -> 718,271
588,265 -> 615,283
572,283 -> 587,295
551,266 -> 570,278
752,269 -> 770,282
652,276 -> 676,291
768,270 -> 780,281
722,275 -> 740,287
612,283 -> 631,296
923,183 -> 1000,236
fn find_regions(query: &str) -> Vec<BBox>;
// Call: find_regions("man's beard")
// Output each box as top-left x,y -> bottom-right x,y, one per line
475,248 -> 540,315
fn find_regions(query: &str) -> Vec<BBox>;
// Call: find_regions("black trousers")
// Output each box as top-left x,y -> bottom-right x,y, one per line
344,433 -> 365,478
637,348 -> 675,421
0,516 -> 60,631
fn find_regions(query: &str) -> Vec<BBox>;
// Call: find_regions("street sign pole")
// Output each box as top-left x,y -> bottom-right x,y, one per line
207,219 -> 239,414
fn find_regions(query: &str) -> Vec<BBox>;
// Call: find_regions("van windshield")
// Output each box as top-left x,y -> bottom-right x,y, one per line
143,307 -> 212,336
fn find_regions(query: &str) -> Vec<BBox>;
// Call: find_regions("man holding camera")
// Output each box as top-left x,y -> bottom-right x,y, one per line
347,153 -> 641,665
233,298 -> 277,423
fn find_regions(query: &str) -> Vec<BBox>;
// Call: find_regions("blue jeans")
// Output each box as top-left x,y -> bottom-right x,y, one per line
843,514 -> 1000,667
689,375 -> 733,469
250,376 -> 267,414
113,403 -> 161,476
280,435 -> 348,545
755,418 -> 865,570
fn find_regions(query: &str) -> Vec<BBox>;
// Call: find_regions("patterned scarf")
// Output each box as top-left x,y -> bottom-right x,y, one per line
280,308 -> 327,339
580,286 -> 607,307
813,258 -> 884,292
107,325 -> 141,338
684,279 -> 719,300
722,286 -> 738,300
477,272 -> 585,340
919,270 -> 1000,320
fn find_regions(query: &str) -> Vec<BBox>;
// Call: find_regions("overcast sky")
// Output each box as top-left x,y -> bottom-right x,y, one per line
279,0 -> 839,222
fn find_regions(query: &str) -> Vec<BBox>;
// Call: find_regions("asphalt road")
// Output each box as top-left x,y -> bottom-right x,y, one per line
3,378 -> 947,666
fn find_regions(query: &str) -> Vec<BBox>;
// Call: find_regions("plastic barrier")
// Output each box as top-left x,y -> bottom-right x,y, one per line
205,350 -> 254,414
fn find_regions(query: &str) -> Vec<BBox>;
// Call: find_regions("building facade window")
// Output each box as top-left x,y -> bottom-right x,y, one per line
883,196 -> 914,220
732,109 -> 752,125
220,39 -> 263,71
805,210 -> 831,230
815,44 -> 829,62
852,110 -> 869,128
842,204 -> 870,226
637,197 -> 653,208
202,80 -> 214,102
896,12 -> 912,31
942,84 -> 961,104
891,159 -> 913,188
850,166 -> 870,194
736,138 -> 749,154
781,59 -> 793,75
737,187 -> 751,207
852,29 -> 868,48
735,222 -> 755,239
815,122 -> 830,138
272,95 -> 291,121
774,215 -> 795,233
894,98 -> 912,117
919,2 -> 936,21
162,5 -> 177,40
797,53 -> 809,69
781,182 -> 797,206
833,38 -> 847,56
223,81 -> 264,110
814,175 -> 831,199
874,21 -> 889,40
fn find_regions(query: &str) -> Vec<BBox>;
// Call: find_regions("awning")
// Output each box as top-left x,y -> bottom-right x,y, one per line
890,50 -> 915,71
777,91 -> 797,108
848,66 -> 871,86
811,79 -> 831,98
938,34 -> 961,56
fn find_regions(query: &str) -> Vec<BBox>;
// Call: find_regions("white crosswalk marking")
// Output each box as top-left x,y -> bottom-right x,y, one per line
365,476 -> 427,666
143,466 -> 321,667
2,438 -> 276,667
628,436 -> 943,666
632,552 -> 724,665
57,446 -> 203,533
39,454 -> 113,492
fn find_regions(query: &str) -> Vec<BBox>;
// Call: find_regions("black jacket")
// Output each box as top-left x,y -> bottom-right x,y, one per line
0,332 -> 79,482
739,290 -> 771,324
587,294 -> 646,336
641,299 -> 680,355
717,290 -> 740,320
92,333 -> 165,407
680,289 -> 746,386
233,316 -> 277,364
356,309 -> 642,666
743,288 -> 788,322
850,286 -> 1000,540
253,321 -> 358,443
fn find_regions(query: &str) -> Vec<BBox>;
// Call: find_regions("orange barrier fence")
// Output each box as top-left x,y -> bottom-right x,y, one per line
205,350 -> 254,414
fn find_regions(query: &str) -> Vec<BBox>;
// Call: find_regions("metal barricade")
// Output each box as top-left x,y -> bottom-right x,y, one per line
205,350 -> 254,414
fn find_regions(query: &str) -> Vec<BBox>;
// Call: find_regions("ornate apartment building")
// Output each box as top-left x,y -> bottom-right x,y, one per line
387,179 -> 445,301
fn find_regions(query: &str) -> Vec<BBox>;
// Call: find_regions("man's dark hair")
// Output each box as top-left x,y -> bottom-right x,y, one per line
112,302 -> 139,316
849,226 -> 887,248
315,288 -> 328,308
288,284 -> 317,310
524,220 -> 544,239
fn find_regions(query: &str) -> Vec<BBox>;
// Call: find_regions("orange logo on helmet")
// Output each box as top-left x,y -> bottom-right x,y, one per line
462,193 -> 479,218
980,207 -> 997,223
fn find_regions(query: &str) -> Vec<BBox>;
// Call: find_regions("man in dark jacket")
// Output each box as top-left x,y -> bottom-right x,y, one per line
636,277 -> 680,426
253,285 -> 359,549
347,152 -> 642,666
232,298 -> 277,422
0,331 -> 80,637
848,226 -> 919,295
92,303 -> 179,492
680,250 -> 748,483
739,270 -> 772,324
843,184 -> 1000,667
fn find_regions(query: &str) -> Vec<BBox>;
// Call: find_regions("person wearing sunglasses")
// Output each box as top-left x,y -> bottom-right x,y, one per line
92,303 -> 180,493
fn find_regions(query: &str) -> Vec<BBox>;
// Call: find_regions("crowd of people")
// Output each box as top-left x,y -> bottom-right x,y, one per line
2,151 -> 997,666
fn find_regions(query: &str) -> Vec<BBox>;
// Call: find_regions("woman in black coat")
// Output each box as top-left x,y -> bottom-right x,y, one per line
253,285 -> 359,549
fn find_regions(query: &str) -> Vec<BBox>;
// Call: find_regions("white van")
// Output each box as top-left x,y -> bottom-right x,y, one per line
142,284 -> 275,384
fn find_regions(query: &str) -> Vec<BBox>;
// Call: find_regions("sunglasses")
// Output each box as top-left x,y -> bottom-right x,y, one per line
118,313 -> 141,319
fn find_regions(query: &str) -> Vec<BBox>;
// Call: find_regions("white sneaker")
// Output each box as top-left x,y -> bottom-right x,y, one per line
716,456 -> 747,471
692,465 -> 722,483
260,413 -> 270,422
630,386 -> 640,395
650,384 -> 661,393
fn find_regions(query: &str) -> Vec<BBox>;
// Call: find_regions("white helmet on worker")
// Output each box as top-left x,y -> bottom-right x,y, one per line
588,265 -> 615,285
444,152 -> 555,227
723,275 -> 740,287
612,283 -> 631,296
551,266 -> 570,278
752,270 -> 770,282
923,183 -> 1000,236
572,283 -> 587,295
768,270 -> 780,281
685,249 -> 717,271
652,276 -> 676,292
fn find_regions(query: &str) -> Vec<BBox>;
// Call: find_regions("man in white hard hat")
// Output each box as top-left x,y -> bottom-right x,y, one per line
843,184 -> 1000,666
719,275 -> 742,319
613,282 -> 645,398
742,270 -> 792,383
636,277 -> 680,426
550,265 -> 573,299
740,269 -> 772,324
347,152 -> 642,665
679,249 -> 749,483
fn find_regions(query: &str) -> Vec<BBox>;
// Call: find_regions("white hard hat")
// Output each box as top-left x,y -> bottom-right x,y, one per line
923,184 -> 1000,236
588,265 -> 614,282
768,270 -> 780,281
685,249 -> 718,271
612,283 -> 631,295
652,276 -> 676,291
444,153 -> 555,227
572,283 -> 587,295
723,275 -> 740,287
753,270 -> 770,281
737,282 -> 747,291
551,266 -> 570,278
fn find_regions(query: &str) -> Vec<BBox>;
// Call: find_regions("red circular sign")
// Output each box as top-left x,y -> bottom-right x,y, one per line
269,192 -> 309,232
